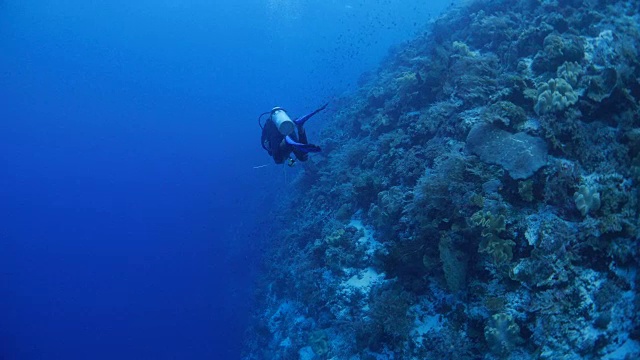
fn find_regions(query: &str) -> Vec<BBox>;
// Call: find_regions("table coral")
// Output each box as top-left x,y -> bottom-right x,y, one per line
466,122 -> 548,179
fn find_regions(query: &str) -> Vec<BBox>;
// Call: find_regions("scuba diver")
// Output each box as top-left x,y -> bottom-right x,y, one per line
259,103 -> 327,166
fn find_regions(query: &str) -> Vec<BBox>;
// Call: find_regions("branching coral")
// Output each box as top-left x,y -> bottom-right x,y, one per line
368,284 -> 414,341
447,48 -> 500,106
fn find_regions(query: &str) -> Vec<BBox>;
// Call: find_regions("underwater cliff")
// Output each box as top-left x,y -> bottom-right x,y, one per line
243,0 -> 640,359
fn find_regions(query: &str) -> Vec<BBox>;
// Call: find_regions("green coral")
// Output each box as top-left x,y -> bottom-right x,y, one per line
472,211 -> 515,265
325,228 -> 346,246
484,313 -> 524,355
308,329 -> 330,356
471,210 -> 506,236
394,71 -> 418,86
452,40 -> 476,57
534,78 -> 579,115
557,61 -> 583,87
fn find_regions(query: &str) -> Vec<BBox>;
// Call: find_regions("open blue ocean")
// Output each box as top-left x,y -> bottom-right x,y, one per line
1,1 -> 452,359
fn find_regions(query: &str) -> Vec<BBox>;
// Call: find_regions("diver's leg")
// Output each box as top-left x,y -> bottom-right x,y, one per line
292,147 -> 309,162
289,131 -> 307,162
285,135 -> 320,153
293,102 -> 328,126
273,140 -> 289,164
297,126 -> 308,144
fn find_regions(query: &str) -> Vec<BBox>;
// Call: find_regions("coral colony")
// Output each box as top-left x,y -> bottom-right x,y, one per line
243,0 -> 640,359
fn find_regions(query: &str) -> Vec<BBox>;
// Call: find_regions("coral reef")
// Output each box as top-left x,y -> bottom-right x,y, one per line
466,122 -> 548,179
574,183 -> 601,216
484,313 -> 524,356
243,1 -> 640,359
532,33 -> 585,74
534,77 -> 579,115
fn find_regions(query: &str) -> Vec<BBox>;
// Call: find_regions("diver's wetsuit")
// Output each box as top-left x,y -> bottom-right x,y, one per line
261,104 -> 326,164
261,121 -> 310,164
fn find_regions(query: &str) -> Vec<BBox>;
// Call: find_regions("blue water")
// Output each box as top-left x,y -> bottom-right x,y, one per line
0,1 -> 449,358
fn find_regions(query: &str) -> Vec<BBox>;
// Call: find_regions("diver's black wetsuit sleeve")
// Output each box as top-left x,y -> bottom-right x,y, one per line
262,120 -> 290,164
291,127 -> 309,162
297,125 -> 308,144
274,141 -> 290,164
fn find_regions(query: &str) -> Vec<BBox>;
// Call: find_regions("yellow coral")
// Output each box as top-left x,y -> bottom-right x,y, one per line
557,61 -> 583,87
472,211 -> 514,264
394,71 -> 418,87
534,78 -> 579,115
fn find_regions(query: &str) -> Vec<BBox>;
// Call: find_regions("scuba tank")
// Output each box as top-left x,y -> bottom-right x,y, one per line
258,107 -> 295,136
270,107 -> 295,136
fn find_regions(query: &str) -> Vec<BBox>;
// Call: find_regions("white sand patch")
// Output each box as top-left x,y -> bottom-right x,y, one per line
413,314 -> 442,337
349,219 -> 386,258
345,267 -> 384,291
410,301 -> 443,348
603,339 -> 640,360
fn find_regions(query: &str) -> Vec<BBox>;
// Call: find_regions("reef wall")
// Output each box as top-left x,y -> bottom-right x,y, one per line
243,0 -> 640,359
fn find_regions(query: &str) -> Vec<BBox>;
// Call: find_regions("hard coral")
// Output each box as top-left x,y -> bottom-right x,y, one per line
466,122 -> 548,179
532,33 -> 584,74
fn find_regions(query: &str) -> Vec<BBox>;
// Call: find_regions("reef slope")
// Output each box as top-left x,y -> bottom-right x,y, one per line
244,1 -> 640,359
